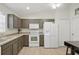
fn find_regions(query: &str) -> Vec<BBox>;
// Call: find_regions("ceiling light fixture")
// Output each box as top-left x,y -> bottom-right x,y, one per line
26,6 -> 30,10
56,3 -> 62,7
51,3 -> 62,9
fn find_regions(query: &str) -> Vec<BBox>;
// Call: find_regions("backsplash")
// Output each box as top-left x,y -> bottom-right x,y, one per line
21,28 -> 43,35
0,29 -> 18,37
0,28 -> 43,38
21,28 -> 43,32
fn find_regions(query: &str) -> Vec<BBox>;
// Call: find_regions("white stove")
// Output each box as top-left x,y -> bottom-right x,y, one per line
29,24 -> 39,47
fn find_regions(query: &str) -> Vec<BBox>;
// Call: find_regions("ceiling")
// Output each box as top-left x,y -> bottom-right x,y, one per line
3,3 -> 70,18
4,3 -> 54,16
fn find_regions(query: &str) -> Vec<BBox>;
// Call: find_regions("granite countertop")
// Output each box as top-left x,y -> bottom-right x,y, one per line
0,32 -> 44,46
0,34 -> 24,46
0,29 -> 44,55
0,34 -> 25,55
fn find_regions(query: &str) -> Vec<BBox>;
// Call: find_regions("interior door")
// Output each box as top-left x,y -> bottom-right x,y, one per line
59,19 -> 71,46
71,17 -> 79,41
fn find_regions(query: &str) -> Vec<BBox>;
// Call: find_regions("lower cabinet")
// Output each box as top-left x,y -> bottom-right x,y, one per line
1,42 -> 13,55
40,35 -> 44,46
23,35 -> 29,47
2,46 -> 12,55
12,39 -> 18,55
1,36 -> 24,55
17,37 -> 23,52
1,35 -> 44,55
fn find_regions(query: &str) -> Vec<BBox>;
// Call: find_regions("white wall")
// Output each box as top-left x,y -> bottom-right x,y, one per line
0,4 -> 18,37
55,4 -> 70,19
69,3 -> 79,18
0,4 -> 18,29
54,4 -> 71,46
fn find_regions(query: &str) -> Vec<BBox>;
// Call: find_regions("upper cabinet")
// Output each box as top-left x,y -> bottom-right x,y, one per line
21,19 -> 29,28
7,15 -> 44,29
13,15 -> 21,28
7,14 -> 21,28
21,19 -> 43,28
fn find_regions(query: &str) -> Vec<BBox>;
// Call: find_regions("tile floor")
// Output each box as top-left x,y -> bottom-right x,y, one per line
18,47 -> 67,55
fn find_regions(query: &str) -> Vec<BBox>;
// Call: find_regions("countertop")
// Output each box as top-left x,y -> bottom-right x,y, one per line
0,34 -> 24,46
0,32 -> 44,46
0,33 -> 25,55
0,29 -> 44,55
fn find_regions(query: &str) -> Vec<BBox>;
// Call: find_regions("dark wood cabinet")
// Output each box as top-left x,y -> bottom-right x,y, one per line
7,14 -> 21,28
21,19 -> 43,28
39,35 -> 44,46
13,15 -> 19,28
13,15 -> 21,28
17,37 -> 22,52
12,39 -> 18,55
1,42 -> 13,55
21,19 -> 29,28
2,46 -> 12,55
23,35 -> 29,46
1,36 -> 24,55
1,34 -> 44,55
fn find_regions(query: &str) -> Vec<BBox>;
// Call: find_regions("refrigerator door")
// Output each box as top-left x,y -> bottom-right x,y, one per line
44,22 -> 58,48
43,22 -> 51,35
44,22 -> 51,48
44,35 -> 50,48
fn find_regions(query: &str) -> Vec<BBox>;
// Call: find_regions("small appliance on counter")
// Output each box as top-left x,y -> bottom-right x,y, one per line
18,28 -> 21,34
29,24 -> 39,47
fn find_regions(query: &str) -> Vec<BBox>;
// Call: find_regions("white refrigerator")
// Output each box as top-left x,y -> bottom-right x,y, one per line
43,22 -> 58,48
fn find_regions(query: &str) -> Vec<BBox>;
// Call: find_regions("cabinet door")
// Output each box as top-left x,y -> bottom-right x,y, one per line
13,15 -> 18,28
18,19 -> 21,28
20,37 -> 23,49
21,19 -> 29,28
7,14 -> 21,28
40,35 -> 44,46
17,36 -> 24,53
1,43 -> 12,55
12,40 -> 18,55
23,35 -> 29,46
18,38 -> 22,52
2,46 -> 12,55
21,36 -> 24,48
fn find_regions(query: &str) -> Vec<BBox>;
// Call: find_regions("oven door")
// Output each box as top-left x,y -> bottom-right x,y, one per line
29,35 -> 39,42
29,35 -> 39,47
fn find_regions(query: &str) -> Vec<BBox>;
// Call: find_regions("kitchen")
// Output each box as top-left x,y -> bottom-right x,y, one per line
0,3 -> 79,55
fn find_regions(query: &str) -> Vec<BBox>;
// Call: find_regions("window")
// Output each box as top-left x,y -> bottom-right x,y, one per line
0,12 -> 6,32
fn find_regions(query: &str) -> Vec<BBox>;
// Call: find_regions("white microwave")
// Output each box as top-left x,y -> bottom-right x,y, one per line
29,24 -> 39,29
